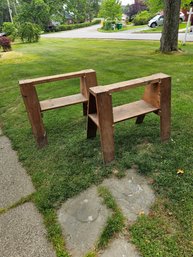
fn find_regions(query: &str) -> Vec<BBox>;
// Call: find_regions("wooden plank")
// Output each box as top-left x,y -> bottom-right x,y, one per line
40,93 -> 87,111
160,77 -> 171,141
88,113 -> 99,127
80,70 -> 98,116
19,69 -> 95,86
88,100 -> 159,126
143,83 -> 160,108
87,93 -> 98,138
113,100 -> 159,123
80,71 -> 98,98
20,84 -> 47,147
96,93 -> 114,163
89,73 -> 170,95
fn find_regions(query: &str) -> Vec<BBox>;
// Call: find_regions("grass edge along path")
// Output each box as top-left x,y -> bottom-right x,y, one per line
97,186 -> 125,249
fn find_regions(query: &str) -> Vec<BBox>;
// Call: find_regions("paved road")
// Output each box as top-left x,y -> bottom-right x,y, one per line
42,24 -> 193,42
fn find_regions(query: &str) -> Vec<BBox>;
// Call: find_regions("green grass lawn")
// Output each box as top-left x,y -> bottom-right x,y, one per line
141,22 -> 187,33
0,39 -> 193,257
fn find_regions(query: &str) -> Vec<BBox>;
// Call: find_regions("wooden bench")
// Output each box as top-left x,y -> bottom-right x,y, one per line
87,73 -> 171,163
19,69 -> 98,147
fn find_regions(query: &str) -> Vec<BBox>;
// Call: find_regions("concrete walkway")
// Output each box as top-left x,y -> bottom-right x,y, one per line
42,24 -> 193,42
0,129 -> 56,257
0,127 -> 155,257
57,170 -> 155,256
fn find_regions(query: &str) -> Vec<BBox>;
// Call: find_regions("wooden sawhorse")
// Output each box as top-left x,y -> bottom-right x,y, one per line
87,73 -> 171,163
19,69 -> 98,147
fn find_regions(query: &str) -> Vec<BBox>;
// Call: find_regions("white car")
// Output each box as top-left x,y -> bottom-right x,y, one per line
148,12 -> 185,28
148,15 -> 164,28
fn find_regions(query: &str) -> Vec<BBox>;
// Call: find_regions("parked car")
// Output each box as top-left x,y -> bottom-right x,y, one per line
148,14 -> 164,28
0,32 -> 6,37
180,12 -> 185,22
148,12 -> 185,28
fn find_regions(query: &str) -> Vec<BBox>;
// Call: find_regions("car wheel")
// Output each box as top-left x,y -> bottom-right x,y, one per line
151,22 -> 157,28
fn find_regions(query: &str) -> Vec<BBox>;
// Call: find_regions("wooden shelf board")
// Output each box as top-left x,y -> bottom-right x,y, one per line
40,93 -> 87,111
88,100 -> 159,126
113,100 -> 159,123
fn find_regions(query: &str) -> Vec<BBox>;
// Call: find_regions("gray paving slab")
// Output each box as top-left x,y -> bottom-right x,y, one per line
58,186 -> 110,257
0,202 -> 56,257
100,238 -> 141,257
0,136 -> 35,208
102,169 -> 155,222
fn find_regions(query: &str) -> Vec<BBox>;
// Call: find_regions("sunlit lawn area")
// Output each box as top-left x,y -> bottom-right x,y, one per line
141,22 -> 187,33
0,39 -> 193,257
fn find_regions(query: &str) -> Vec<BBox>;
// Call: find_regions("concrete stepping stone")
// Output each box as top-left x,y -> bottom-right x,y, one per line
0,202 -> 56,257
100,238 -> 141,257
0,135 -> 35,209
102,169 -> 155,222
57,186 -> 110,257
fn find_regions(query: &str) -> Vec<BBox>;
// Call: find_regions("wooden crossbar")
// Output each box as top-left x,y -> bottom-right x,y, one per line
19,69 -> 95,86
19,69 -> 98,147
87,73 -> 171,163
89,73 -> 168,95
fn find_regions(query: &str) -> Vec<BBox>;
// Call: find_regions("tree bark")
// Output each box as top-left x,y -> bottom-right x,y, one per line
160,0 -> 181,53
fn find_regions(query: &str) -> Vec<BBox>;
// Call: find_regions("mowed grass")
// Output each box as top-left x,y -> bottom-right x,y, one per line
141,22 -> 187,33
98,24 -> 147,33
0,39 -> 193,256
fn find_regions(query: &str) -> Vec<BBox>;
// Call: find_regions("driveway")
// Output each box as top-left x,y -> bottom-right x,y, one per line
42,24 -> 193,42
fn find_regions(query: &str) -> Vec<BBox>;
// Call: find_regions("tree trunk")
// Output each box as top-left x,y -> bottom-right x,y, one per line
160,0 -> 181,53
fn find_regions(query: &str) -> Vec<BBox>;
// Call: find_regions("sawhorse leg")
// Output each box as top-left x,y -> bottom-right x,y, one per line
20,84 -> 47,147
95,92 -> 115,163
160,77 -> 171,141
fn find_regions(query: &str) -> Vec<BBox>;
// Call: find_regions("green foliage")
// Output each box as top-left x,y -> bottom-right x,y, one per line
0,0 -> 17,26
64,0 -> 87,23
133,10 -> 152,25
0,36 -> 11,51
44,0 -> 64,17
146,0 -> 163,13
85,0 -> 101,22
64,0 -> 101,23
17,0 -> 50,29
102,20 -> 115,30
99,0 -> 122,20
2,22 -> 17,41
97,187 -> 125,249
18,22 -> 41,43
130,214 -> 192,257
182,0 -> 193,7
147,0 -> 192,13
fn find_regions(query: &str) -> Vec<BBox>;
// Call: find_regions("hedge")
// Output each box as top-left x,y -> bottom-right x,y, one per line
47,20 -> 100,32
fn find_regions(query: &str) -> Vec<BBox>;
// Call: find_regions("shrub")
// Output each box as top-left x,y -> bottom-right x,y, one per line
0,36 -> 12,51
18,22 -> 41,43
102,20 -> 116,30
133,11 -> 152,25
2,22 -> 17,41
